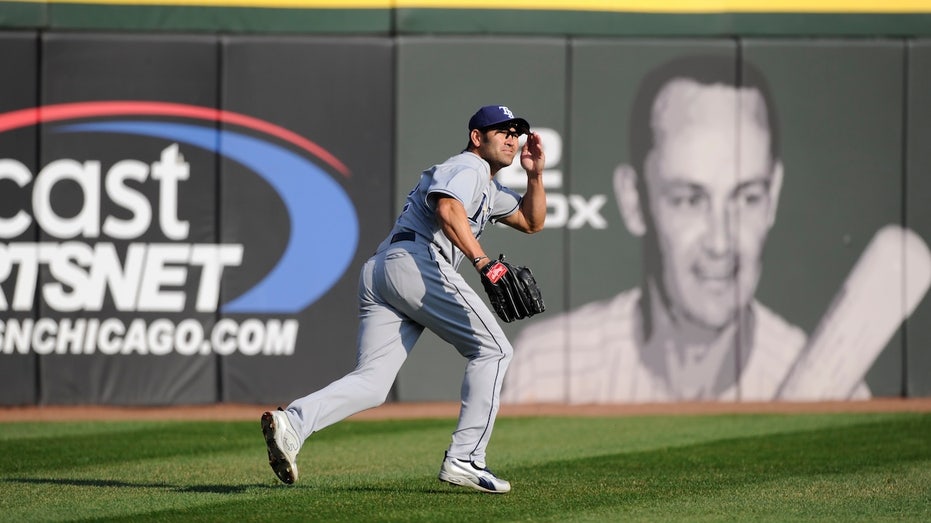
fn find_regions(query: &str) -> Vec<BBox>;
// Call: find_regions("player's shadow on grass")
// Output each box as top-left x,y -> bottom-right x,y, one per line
5,477 -> 271,494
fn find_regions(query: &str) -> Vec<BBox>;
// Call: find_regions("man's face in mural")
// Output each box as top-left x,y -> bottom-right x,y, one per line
641,79 -> 783,330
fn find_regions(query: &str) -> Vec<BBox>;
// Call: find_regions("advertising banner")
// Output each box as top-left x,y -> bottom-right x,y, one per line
906,40 -> 931,397
1,30 -> 927,407
0,32 -> 39,406
394,37 -> 567,401
0,34 -> 394,406
219,36 -> 394,405
504,40 -> 916,404
28,33 -> 221,404
745,40 -> 909,400
503,40 -> 740,404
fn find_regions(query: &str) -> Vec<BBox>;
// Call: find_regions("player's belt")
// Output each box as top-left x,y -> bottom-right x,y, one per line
390,231 -> 416,244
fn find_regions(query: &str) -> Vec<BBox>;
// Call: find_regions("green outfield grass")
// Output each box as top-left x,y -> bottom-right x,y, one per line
1,411 -> 929,521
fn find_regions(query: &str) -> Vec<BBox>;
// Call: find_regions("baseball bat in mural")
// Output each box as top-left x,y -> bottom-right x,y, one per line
777,225 -> 931,400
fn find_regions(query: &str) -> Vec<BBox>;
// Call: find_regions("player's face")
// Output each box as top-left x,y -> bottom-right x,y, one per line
643,81 -> 778,330
475,126 -> 522,172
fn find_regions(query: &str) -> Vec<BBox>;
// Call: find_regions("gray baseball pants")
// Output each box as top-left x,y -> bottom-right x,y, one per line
283,234 -> 513,464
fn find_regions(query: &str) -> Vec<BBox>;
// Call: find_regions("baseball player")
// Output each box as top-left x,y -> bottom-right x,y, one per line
261,105 -> 546,494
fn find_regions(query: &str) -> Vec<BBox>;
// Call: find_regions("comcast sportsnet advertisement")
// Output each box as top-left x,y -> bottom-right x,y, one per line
0,101 -> 359,358
0,36 -> 392,406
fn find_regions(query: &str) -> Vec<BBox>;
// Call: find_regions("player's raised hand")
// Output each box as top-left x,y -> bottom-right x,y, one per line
520,132 -> 545,176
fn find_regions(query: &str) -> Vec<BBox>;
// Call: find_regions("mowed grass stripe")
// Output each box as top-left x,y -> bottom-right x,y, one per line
1,413 -> 928,521
0,421 -> 259,474
507,417 -> 931,519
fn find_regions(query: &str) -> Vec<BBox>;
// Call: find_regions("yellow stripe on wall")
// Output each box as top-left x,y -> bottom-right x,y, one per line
30,0 -> 393,6
404,0 -> 931,13
9,0 -> 931,13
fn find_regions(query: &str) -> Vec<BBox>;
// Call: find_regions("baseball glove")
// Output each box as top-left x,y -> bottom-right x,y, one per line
479,254 -> 545,323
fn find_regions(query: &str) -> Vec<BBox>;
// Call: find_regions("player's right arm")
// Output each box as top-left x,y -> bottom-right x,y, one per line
435,195 -> 490,270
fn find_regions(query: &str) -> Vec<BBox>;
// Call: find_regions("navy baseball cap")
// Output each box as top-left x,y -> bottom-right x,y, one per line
468,105 -> 530,135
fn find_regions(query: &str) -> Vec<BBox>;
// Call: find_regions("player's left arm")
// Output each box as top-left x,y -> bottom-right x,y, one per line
498,132 -> 546,234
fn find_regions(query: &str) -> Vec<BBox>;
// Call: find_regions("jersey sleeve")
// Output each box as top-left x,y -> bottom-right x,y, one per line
425,164 -> 482,209
489,180 -> 521,222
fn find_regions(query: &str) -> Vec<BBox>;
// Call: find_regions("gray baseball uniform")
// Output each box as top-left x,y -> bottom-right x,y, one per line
282,151 -> 522,464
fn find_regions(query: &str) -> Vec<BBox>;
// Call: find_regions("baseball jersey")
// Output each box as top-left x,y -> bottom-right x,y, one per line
502,288 -> 871,404
390,152 -> 521,268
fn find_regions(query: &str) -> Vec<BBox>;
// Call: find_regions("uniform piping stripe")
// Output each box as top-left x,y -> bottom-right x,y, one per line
429,248 -> 505,458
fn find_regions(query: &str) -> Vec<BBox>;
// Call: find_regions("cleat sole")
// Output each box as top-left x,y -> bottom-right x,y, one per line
261,411 -> 297,485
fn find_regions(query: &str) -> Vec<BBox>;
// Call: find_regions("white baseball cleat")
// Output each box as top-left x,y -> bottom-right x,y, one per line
438,453 -> 511,493
261,409 -> 301,485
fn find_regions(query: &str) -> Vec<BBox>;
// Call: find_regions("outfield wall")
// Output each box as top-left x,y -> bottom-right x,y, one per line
3,1 -> 931,36
1,4 -> 931,406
